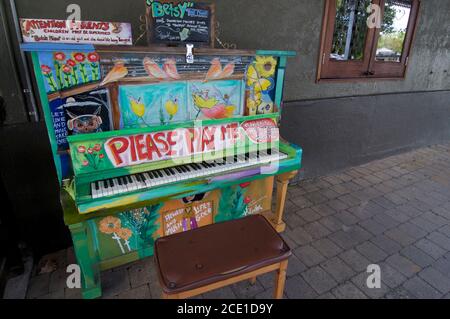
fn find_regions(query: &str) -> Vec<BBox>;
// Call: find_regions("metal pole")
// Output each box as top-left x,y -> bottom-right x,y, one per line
344,0 -> 357,60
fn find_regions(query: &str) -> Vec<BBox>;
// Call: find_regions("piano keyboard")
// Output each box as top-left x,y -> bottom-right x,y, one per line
91,149 -> 287,199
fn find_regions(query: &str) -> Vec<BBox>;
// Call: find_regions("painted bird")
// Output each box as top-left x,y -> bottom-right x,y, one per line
100,60 -> 128,86
162,59 -> 181,80
143,57 -> 168,80
164,97 -> 179,120
205,58 -> 223,81
219,62 -> 235,79
192,92 -> 220,110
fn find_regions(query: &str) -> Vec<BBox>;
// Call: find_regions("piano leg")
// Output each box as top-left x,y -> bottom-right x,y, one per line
268,170 -> 298,232
69,222 -> 102,299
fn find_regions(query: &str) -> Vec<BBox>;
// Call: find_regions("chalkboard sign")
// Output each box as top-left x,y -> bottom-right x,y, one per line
145,0 -> 215,47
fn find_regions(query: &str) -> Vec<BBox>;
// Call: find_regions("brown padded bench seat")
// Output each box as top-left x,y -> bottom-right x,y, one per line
154,214 -> 291,296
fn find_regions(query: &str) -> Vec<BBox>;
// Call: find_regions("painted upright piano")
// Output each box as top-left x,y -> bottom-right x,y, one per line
22,43 -> 302,298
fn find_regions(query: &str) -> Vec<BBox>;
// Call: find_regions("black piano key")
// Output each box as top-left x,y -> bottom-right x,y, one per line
117,178 -> 123,186
184,165 -> 191,172
148,172 -> 155,179
127,176 -> 133,183
168,167 -> 176,174
156,170 -> 163,178
163,168 -> 171,175
267,149 -> 272,155
95,181 -> 99,190
135,174 -> 141,182
108,179 -> 114,187
140,173 -> 147,182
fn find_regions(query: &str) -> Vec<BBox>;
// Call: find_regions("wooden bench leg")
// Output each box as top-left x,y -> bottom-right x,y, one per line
274,260 -> 288,299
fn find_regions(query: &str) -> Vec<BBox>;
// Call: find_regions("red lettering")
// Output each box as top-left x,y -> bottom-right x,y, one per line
202,127 -> 216,152
135,134 -> 147,161
154,132 -> 169,153
106,137 -> 129,166
146,134 -> 162,160
129,136 -> 137,162
167,131 -> 178,156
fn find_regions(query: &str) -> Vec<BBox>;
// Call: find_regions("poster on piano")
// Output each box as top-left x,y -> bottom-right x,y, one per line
145,0 -> 215,47
20,19 -> 132,45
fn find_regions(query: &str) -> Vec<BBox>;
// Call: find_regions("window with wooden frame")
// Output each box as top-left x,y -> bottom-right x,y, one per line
317,0 -> 420,81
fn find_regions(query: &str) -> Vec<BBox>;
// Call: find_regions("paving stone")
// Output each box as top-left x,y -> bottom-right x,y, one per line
101,269 -> 131,298
348,201 -> 385,220
415,238 -> 446,259
327,199 -> 350,211
385,228 -> 416,247
320,257 -> 355,283
370,235 -> 403,255
286,227 -> 313,246
26,273 -> 50,299
285,212 -> 307,229
203,286 -> 237,299
386,254 -> 421,278
338,194 -> 362,207
356,242 -> 388,263
400,245 -> 435,268
231,280 -> 265,298
303,221 -> 331,239
321,188 -> 341,200
402,277 -> 442,299
437,225 -> 450,237
329,184 -> 351,195
397,222 -> 428,241
301,266 -> 337,295
372,196 -> 398,210
427,231 -> 450,250
286,255 -> 307,277
339,249 -> 372,272
291,196 -> 314,209
432,257 -> 450,275
328,230 -> 359,250
359,218 -> 388,235
37,290 -> 65,299
128,258 -> 158,288
319,216 -> 344,232
316,292 -> 337,299
422,212 -> 449,227
384,208 -> 411,223
114,284 -> 151,299
284,275 -> 318,299
293,245 -> 325,267
311,204 -> 336,217
296,207 -> 321,222
410,216 -> 440,232
418,268 -> 450,294
350,272 -> 389,299
312,238 -> 343,258
49,268 -> 68,293
379,263 -> 407,289
332,282 -> 367,299
372,212 -> 400,230
384,286 -> 416,299
334,210 -> 359,225
304,191 -> 329,205
64,287 -> 82,299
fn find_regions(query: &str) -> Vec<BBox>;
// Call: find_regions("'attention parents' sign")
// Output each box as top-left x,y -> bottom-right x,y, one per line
20,19 -> 132,45
145,0 -> 215,47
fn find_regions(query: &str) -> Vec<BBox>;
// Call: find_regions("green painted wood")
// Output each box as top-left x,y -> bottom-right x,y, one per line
256,50 -> 296,57
274,56 -> 288,111
31,52 -> 63,183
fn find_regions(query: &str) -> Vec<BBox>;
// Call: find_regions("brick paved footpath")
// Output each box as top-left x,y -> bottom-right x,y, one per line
24,143 -> 450,299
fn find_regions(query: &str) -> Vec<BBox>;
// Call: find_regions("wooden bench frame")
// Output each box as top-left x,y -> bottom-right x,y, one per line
161,260 -> 288,299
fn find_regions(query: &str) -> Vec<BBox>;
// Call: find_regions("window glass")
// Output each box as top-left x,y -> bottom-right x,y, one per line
330,0 -> 372,61
376,0 -> 412,62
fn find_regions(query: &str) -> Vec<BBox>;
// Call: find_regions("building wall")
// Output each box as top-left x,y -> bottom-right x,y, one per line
1,0 -> 449,254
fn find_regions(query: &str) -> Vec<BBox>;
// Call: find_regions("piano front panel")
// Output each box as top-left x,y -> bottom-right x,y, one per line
85,177 -> 274,262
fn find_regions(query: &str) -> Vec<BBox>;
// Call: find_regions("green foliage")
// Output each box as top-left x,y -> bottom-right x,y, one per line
215,186 -> 247,222
121,204 -> 162,248
377,31 -> 406,53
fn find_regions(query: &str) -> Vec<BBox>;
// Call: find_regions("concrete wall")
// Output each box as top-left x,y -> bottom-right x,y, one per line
1,0 -> 449,254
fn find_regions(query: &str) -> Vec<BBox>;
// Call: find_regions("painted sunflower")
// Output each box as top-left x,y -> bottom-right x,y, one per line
116,228 -> 132,240
99,216 -> 121,234
255,56 -> 277,78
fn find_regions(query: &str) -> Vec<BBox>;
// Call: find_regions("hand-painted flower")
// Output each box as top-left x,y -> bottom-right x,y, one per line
117,228 -> 132,240
94,144 -> 102,152
87,52 -> 100,63
239,182 -> 251,188
77,146 -> 86,153
88,148 -> 94,154
244,196 -> 252,204
67,59 -> 76,67
82,160 -> 89,166
73,52 -> 86,63
99,154 -> 105,159
54,52 -> 66,61
62,65 -> 72,73
98,216 -> 122,234
41,65 -> 52,74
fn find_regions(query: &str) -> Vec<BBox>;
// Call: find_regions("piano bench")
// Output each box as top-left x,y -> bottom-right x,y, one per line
154,214 -> 291,299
